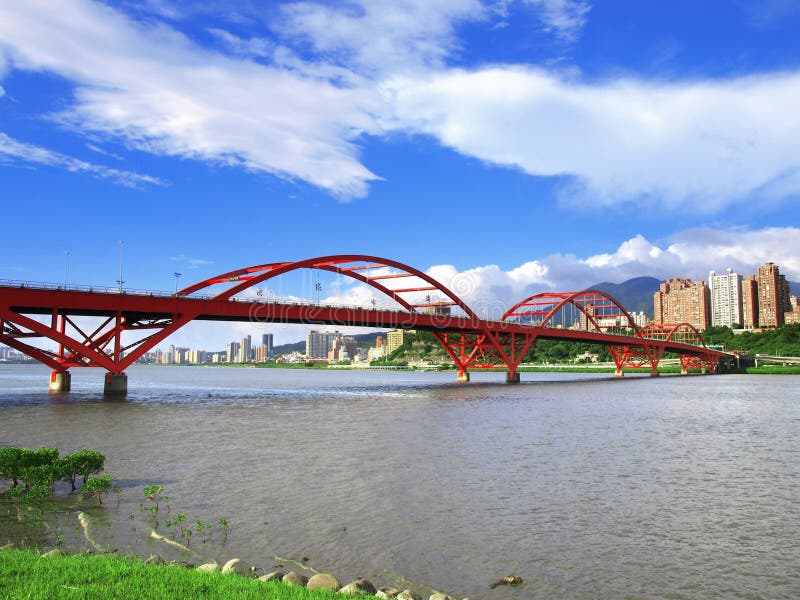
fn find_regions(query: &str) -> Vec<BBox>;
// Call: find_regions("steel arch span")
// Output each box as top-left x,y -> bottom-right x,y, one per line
179,254 -> 479,319
502,290 -> 639,332
608,322 -> 717,376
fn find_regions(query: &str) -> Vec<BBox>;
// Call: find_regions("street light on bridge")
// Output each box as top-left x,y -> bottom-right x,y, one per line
174,272 -> 182,294
116,240 -> 124,292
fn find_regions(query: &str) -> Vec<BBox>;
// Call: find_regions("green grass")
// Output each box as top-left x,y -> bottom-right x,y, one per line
0,548 -> 354,600
744,365 -> 800,374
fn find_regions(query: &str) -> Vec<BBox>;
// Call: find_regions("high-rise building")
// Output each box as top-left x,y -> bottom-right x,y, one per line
653,278 -> 710,331
226,341 -> 239,363
306,330 -> 336,359
741,275 -> 758,328
709,269 -> 743,328
238,335 -> 252,362
786,295 -> 800,325
757,262 -> 791,328
386,329 -> 407,354
261,334 -> 274,358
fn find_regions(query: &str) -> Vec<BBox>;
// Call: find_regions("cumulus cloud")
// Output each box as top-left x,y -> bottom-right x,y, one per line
0,0 -> 383,199
0,132 -> 163,187
384,66 -> 800,211
417,227 -> 800,318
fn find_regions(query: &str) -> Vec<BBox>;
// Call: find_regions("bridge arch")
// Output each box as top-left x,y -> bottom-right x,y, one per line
636,323 -> 706,347
501,290 -> 639,333
179,254 -> 479,320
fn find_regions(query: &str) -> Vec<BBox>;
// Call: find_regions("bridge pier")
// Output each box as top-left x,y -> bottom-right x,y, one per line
506,372 -> 520,384
614,368 -> 624,377
456,371 -> 470,383
49,370 -> 71,392
104,372 -> 128,397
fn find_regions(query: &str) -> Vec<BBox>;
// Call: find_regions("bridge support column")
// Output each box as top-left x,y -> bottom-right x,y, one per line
104,372 -> 127,397
614,368 -> 624,377
506,372 -> 520,384
650,370 -> 660,377
456,370 -> 470,383
49,370 -> 71,392
681,367 -> 688,375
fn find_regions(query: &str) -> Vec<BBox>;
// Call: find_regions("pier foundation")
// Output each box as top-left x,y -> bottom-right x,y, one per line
49,370 -> 71,392
456,371 -> 470,383
104,372 -> 128,397
506,372 -> 520,384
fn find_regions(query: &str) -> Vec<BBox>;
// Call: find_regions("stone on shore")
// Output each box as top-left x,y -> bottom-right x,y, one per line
377,586 -> 401,598
221,558 -> 251,576
282,571 -> 309,586
144,555 -> 166,565
429,593 -> 457,600
307,573 -> 341,591
396,589 -> 421,600
41,549 -> 66,558
340,579 -> 377,596
258,571 -> 286,582
196,562 -> 219,573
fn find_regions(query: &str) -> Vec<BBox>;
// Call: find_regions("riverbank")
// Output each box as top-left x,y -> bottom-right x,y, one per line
0,547 -> 376,599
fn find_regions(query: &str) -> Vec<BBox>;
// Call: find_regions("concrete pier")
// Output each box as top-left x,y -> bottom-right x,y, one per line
506,372 -> 520,384
49,370 -> 71,392
456,371 -> 470,383
103,372 -> 128,397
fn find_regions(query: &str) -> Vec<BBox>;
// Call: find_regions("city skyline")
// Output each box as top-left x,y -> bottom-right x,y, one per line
1,1 -> 799,350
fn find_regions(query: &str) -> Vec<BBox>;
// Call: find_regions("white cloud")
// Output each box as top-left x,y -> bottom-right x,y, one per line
169,254 -> 214,269
384,66 -> 800,211
0,132 -> 164,187
276,0 -> 485,76
523,0 -> 591,41
416,227 -> 800,319
0,0 -> 383,199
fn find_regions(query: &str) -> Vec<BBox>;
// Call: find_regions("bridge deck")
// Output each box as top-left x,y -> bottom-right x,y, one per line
0,285 -> 729,359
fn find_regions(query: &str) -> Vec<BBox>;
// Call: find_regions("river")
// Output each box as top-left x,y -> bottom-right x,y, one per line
1,364 -> 798,599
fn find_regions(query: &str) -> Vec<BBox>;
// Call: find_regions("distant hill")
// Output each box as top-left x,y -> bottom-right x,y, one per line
791,281 -> 799,297
589,276 -> 661,316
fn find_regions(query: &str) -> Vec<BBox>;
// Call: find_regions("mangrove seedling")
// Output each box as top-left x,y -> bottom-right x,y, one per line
81,475 -> 113,505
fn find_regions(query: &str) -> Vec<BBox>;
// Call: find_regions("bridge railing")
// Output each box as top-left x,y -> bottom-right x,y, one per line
0,278 -> 428,315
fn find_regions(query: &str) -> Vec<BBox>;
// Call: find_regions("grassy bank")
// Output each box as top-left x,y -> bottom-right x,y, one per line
0,548 -> 353,599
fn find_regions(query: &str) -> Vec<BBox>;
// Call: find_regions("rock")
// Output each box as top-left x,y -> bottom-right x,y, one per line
144,555 -> 166,565
0,543 -> 15,552
282,571 -> 309,586
396,590 -> 421,600
377,586 -> 401,598
41,549 -> 66,558
169,560 -> 194,568
307,573 -> 341,591
196,563 -> 220,573
340,579 -> 377,596
429,594 -> 457,600
258,571 -> 285,582
222,558 -> 252,576
489,576 -> 523,589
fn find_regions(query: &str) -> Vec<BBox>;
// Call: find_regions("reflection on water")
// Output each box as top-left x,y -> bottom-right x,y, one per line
1,364 -> 799,599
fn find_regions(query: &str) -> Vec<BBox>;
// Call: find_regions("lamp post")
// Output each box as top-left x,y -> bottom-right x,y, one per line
116,241 -> 124,292
174,272 -> 182,295
63,251 -> 69,287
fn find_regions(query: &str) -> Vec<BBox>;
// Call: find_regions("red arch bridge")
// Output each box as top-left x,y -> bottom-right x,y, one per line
0,254 -> 731,395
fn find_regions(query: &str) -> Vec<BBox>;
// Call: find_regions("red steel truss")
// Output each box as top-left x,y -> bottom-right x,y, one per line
0,255 -> 729,385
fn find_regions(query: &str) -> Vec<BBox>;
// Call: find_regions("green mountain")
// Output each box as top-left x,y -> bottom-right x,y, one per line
589,276 -> 661,316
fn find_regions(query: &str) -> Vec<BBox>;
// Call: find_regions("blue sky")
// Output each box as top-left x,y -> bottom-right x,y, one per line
1,0 -> 799,348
